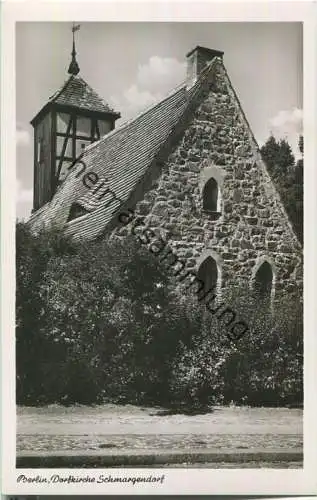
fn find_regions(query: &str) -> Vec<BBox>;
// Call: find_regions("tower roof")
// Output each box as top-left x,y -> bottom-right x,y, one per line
30,23 -> 120,125
49,75 -> 120,116
30,75 -> 120,126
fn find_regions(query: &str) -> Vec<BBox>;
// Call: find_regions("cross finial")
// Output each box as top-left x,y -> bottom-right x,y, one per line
68,23 -> 81,75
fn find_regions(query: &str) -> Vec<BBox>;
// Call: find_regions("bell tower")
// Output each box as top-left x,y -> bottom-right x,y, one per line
30,24 -> 121,211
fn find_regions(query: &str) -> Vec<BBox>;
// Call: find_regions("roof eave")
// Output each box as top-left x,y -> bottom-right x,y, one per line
53,102 -> 121,120
30,101 -> 121,127
30,102 -> 53,127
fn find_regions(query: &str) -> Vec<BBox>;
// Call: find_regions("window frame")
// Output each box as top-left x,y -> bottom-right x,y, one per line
202,177 -> 219,213
196,250 -> 223,300
250,256 -> 276,311
200,165 -> 224,220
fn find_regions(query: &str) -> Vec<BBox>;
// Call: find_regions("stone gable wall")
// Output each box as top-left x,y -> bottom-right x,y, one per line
119,61 -> 303,299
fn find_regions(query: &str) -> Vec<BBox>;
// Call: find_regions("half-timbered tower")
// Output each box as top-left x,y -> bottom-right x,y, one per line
30,25 -> 120,211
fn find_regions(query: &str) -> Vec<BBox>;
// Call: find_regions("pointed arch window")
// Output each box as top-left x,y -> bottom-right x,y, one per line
254,261 -> 273,300
202,177 -> 221,219
197,256 -> 218,294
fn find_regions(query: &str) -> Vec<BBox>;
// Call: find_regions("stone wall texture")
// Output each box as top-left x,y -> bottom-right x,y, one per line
117,61 -> 303,301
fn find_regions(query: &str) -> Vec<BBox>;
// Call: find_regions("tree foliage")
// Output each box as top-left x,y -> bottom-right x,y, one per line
16,223 -> 303,408
261,135 -> 303,243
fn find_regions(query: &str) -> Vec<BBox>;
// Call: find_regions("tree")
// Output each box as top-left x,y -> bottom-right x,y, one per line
16,223 -> 79,403
16,224 -> 201,405
292,135 -> 303,242
260,135 -> 280,176
277,138 -> 295,172
16,222 -> 303,408
260,135 -> 303,243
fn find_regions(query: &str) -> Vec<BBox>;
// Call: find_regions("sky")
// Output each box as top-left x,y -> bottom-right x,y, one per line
16,22 -> 303,220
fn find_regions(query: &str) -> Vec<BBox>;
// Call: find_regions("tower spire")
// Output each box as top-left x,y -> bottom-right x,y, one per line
68,23 -> 80,75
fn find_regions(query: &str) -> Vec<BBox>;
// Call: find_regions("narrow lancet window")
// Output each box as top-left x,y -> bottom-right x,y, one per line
254,261 -> 273,300
197,256 -> 218,294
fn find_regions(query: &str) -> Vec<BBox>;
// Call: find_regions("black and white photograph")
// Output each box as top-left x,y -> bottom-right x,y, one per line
2,1 -> 317,496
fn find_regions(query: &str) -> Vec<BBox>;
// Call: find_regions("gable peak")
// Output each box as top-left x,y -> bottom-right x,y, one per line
186,45 -> 224,89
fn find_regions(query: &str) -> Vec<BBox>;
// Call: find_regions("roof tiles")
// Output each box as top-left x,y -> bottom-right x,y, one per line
49,75 -> 119,116
64,82 -> 194,240
29,58 -> 220,240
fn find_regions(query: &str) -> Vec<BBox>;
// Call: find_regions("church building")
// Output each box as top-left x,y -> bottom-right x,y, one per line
28,29 -> 303,306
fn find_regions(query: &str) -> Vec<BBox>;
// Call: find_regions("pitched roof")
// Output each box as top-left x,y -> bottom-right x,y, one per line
48,74 -> 120,116
72,83 -> 191,215
29,54 -> 302,251
28,58 -> 221,239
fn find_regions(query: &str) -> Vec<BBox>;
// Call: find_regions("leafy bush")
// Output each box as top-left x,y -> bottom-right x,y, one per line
169,288 -> 303,408
16,222 -> 79,403
221,288 -> 303,406
16,224 -> 192,405
16,223 -> 303,408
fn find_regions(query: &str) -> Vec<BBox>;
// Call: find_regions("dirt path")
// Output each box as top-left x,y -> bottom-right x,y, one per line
17,404 -> 302,456
18,404 -> 302,435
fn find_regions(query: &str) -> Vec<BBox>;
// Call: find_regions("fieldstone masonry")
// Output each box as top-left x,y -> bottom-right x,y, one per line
117,59 -> 302,302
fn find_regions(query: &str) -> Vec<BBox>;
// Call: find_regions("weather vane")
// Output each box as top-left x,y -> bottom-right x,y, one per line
68,23 -> 81,75
72,23 -> 81,34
